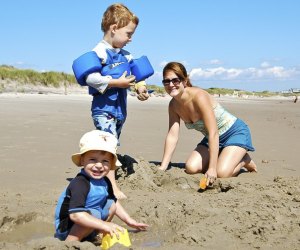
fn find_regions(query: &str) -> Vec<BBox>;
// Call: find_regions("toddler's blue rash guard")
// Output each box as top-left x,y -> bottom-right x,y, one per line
55,169 -> 116,234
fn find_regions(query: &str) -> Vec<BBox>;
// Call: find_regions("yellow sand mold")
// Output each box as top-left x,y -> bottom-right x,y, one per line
101,229 -> 131,249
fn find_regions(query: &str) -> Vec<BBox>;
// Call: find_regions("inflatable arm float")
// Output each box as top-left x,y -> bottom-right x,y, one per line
72,51 -> 154,86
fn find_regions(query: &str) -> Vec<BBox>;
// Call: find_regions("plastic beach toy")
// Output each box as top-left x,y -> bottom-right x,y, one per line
101,229 -> 131,250
199,176 -> 207,190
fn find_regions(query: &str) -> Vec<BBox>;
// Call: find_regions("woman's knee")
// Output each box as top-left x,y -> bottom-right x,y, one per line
216,164 -> 233,178
185,160 -> 202,174
185,148 -> 208,174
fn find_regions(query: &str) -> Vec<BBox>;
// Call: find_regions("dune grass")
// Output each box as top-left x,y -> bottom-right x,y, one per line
0,65 -> 77,88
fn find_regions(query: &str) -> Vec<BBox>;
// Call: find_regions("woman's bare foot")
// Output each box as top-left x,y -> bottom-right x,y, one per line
114,189 -> 127,199
244,159 -> 257,173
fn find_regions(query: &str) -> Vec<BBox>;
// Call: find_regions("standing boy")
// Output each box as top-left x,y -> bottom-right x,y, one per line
73,3 -> 150,199
54,130 -> 148,242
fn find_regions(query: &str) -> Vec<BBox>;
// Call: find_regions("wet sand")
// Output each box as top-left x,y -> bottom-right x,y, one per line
0,93 -> 299,250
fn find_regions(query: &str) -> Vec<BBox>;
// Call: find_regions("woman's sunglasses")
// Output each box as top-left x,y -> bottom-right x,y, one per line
162,77 -> 181,86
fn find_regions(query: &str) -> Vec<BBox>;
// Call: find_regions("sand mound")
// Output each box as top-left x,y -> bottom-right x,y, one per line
114,157 -> 300,249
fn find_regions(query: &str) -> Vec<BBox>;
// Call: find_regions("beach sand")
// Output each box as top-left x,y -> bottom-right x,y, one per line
0,93 -> 299,250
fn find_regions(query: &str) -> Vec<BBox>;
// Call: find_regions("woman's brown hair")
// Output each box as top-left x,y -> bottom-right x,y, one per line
163,62 -> 192,87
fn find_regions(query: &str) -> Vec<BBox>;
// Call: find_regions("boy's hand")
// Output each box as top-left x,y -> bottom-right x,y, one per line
126,217 -> 149,231
102,221 -> 125,239
136,85 -> 149,101
114,71 -> 135,88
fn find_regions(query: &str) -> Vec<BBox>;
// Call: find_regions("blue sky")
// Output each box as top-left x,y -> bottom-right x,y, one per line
1,0 -> 299,91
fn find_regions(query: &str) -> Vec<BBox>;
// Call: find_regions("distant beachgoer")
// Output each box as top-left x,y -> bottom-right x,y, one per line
54,130 -> 148,242
294,95 -> 298,103
159,62 -> 257,186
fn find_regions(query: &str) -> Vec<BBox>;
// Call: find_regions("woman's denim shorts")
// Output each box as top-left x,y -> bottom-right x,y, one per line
199,119 -> 255,151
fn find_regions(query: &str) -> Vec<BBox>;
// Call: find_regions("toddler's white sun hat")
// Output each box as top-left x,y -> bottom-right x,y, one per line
71,130 -> 121,169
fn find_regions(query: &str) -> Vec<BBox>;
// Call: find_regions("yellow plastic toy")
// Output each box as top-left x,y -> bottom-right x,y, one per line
199,176 -> 207,190
101,229 -> 131,249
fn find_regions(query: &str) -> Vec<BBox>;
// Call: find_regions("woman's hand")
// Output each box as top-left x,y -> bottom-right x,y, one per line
205,169 -> 217,186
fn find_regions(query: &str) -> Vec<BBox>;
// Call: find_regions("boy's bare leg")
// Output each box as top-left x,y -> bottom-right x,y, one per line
66,224 -> 93,241
106,202 -> 117,222
107,170 -> 127,199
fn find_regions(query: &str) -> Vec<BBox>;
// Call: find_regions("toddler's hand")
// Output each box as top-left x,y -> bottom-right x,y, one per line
126,218 -> 149,231
103,222 -> 125,239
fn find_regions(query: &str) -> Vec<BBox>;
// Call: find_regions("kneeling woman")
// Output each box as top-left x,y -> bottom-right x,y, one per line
159,62 -> 257,185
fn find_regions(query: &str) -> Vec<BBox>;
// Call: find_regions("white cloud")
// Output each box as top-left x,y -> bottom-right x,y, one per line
190,67 -> 243,80
209,59 -> 223,65
189,65 -> 299,81
159,61 -> 168,68
14,61 -> 25,66
260,61 -> 270,68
